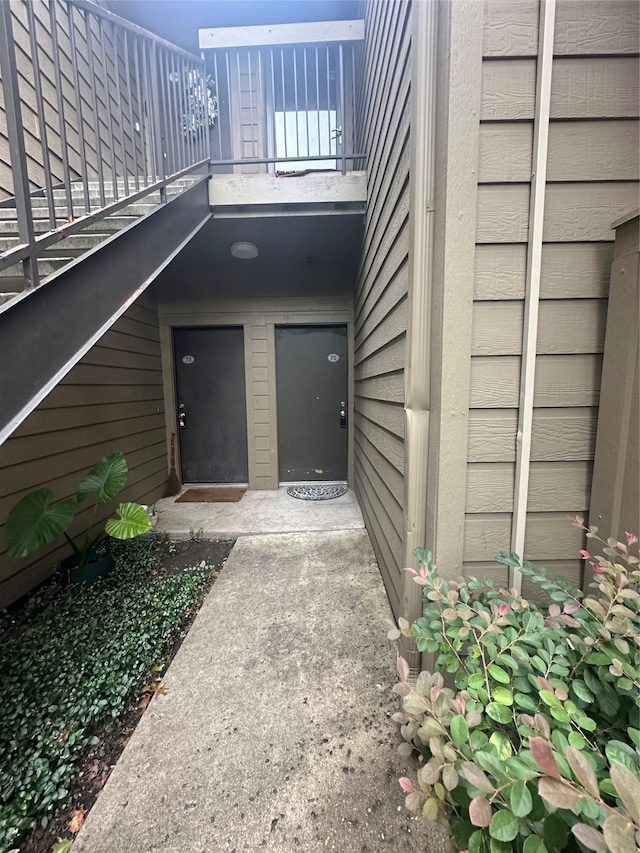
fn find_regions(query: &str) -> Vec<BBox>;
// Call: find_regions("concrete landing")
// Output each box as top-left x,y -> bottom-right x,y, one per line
73,530 -> 447,852
153,487 -> 365,538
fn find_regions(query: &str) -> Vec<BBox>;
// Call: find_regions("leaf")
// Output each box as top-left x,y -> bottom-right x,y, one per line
492,687 -> 514,706
443,765 -> 459,791
486,703 -> 513,724
571,824 -> 607,851
398,777 -> 415,796
488,664 -> 511,684
565,747 -> 599,799
451,714 -> 469,747
51,841 -> 73,853
610,763 -> 640,825
397,656 -> 410,682
469,796 -> 492,827
529,737 -> 560,780
405,791 -> 422,811
489,809 -> 519,842
5,490 -> 78,559
460,761 -> 495,794
67,808 -> 86,833
78,451 -> 128,504
602,815 -> 637,853
523,838 -> 548,853
105,503 -> 152,540
509,780 -> 533,817
538,776 -> 580,810
423,798 -> 439,821
397,742 -> 414,759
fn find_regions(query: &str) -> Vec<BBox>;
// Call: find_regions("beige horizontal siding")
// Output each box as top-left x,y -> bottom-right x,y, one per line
481,56 -> 639,121
0,293 -> 167,607
467,408 -> 598,463
471,298 -> 607,355
476,182 -> 639,242
470,354 -> 602,408
479,120 -> 640,183
466,461 -> 592,513
475,243 -> 613,300
353,1 -> 411,616
483,0 -> 639,57
468,3 -> 639,579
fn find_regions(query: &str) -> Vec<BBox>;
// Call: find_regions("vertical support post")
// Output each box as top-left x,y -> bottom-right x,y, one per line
510,0 -> 556,591
67,3 -> 91,214
149,41 -> 167,201
85,11 -> 106,207
26,1 -> 56,231
338,43 -> 346,174
401,0 -> 438,655
49,0 -> 74,221
0,1 -> 38,288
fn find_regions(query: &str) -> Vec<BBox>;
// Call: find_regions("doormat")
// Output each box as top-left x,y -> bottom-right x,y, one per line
287,485 -> 348,501
176,487 -> 246,503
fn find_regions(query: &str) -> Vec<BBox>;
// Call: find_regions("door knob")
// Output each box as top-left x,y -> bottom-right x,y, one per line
339,407 -> 347,428
178,410 -> 187,429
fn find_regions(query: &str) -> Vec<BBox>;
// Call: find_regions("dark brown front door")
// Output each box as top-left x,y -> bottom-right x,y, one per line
174,327 -> 248,483
275,325 -> 348,482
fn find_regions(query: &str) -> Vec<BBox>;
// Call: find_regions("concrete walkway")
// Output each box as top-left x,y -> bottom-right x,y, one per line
73,523 -> 447,852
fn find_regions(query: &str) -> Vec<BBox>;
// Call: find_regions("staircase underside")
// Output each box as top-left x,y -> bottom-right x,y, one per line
0,177 -> 211,445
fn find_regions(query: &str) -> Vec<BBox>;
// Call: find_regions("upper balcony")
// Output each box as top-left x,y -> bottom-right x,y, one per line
199,20 -> 366,213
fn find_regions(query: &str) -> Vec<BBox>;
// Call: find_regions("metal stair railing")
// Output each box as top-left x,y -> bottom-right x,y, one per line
0,0 -> 211,291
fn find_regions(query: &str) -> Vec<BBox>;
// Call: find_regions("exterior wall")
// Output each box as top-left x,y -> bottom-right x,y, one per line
465,0 -> 639,591
158,295 -> 353,491
1,0 -> 144,199
589,212 -> 640,553
0,292 -> 167,607
353,0 -> 411,615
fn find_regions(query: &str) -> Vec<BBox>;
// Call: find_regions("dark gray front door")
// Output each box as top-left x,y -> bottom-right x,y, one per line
276,325 -> 348,481
174,327 -> 248,483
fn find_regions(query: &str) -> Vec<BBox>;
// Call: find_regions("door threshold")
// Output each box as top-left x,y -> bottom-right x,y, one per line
182,482 -> 249,488
280,480 -> 348,487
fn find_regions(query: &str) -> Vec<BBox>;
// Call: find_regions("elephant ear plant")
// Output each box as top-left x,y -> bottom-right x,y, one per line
6,451 -> 151,567
389,520 -> 640,853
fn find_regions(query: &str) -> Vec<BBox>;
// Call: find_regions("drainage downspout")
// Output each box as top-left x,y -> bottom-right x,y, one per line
510,0 -> 556,591
402,0 -> 438,651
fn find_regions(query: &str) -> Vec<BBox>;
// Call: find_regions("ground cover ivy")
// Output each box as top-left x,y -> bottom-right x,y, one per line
389,521 -> 640,852
0,534 -> 214,851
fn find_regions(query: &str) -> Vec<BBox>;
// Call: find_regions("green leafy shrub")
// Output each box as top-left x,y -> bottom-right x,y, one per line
5,451 -> 151,567
389,521 -> 640,853
0,533 -> 214,850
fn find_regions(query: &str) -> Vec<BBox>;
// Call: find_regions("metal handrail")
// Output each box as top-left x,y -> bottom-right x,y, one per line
208,41 -> 360,176
0,0 -> 211,286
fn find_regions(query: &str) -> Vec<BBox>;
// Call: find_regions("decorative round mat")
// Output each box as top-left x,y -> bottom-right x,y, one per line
287,484 -> 348,501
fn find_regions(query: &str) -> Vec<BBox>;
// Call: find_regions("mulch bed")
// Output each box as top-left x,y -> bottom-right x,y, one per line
18,537 -> 234,853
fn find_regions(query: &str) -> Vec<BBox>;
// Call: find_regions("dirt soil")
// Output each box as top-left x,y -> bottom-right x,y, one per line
18,537 -> 235,853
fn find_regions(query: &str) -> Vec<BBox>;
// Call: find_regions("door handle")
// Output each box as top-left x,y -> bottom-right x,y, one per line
339,401 -> 347,429
178,410 -> 187,429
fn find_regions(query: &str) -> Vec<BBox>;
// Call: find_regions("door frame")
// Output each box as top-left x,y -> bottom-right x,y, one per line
159,304 -> 354,491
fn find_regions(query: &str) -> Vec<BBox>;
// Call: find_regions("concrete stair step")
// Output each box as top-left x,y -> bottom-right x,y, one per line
0,257 -> 73,280
1,233 -> 111,254
0,292 -> 20,306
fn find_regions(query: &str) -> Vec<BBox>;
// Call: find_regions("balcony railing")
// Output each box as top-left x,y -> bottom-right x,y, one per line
0,0 -> 210,288
205,38 -> 365,175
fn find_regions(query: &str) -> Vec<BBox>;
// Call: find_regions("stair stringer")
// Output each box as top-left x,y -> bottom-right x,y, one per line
0,177 -> 211,445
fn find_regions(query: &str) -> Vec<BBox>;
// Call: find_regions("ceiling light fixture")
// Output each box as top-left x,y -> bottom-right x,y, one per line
230,241 -> 259,260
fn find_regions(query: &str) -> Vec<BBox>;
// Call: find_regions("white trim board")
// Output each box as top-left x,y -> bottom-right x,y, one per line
199,20 -> 364,50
